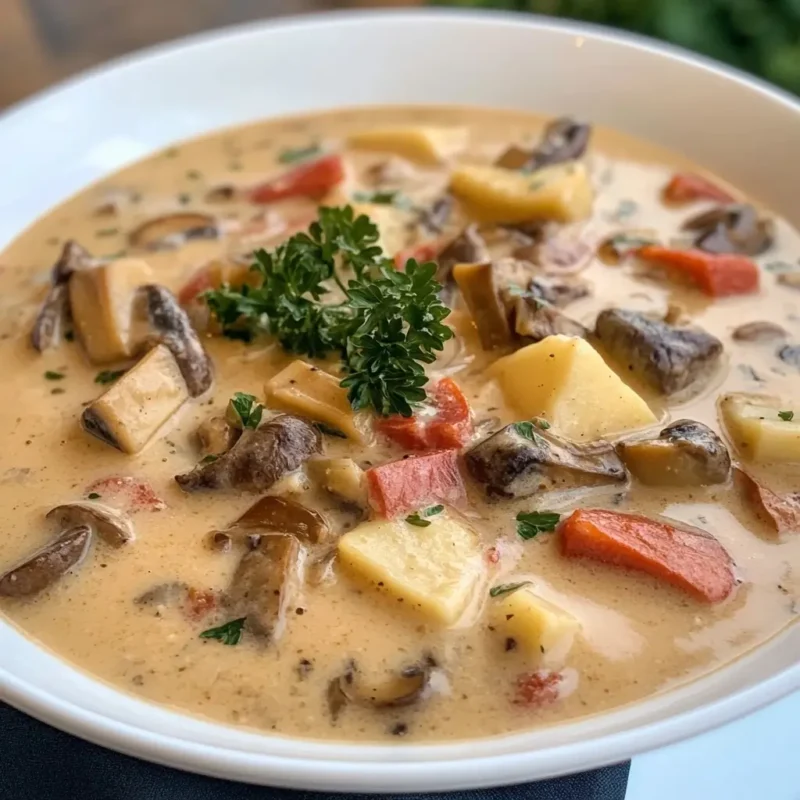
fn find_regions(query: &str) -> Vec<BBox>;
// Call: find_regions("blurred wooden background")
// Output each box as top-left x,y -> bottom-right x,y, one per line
0,0 -> 414,108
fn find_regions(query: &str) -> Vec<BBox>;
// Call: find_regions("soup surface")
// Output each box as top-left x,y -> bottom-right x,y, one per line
1,106 -> 799,743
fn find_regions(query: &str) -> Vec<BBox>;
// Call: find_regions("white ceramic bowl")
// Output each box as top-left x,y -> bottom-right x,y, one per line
0,10 -> 798,793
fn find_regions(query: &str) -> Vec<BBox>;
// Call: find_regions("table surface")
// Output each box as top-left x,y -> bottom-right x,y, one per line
2,3 -> 799,798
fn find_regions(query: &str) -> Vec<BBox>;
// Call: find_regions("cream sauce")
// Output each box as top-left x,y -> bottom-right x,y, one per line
0,106 -> 798,742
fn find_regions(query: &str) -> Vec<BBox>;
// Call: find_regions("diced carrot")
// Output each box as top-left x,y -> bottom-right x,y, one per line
366,449 -> 466,518
376,378 -> 473,451
637,246 -> 759,297
84,476 -> 166,513
248,154 -> 345,204
513,670 -> 563,707
394,240 -> 444,270
734,467 -> 800,535
560,509 -> 735,603
662,172 -> 734,205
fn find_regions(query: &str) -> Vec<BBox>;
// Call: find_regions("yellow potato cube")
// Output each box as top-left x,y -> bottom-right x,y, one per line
338,515 -> 485,625
350,202 -> 412,257
719,393 -> 800,463
348,126 -> 468,164
69,258 -> 154,363
450,161 -> 593,224
265,360 -> 364,442
490,335 -> 656,441
489,586 -> 580,665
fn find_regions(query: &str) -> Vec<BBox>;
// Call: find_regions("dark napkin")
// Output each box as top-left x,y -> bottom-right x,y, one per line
0,703 -> 629,799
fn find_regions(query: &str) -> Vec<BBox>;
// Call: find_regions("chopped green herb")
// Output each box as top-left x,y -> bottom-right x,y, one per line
779,410 -> 794,421
352,190 -> 412,209
95,227 -> 119,238
406,505 -> 445,527
528,179 -> 545,191
228,392 -> 264,430
186,169 -> 202,180
512,421 -> 542,443
609,233 -> 658,250
199,617 -> 246,646
44,370 -> 65,381
278,143 -> 322,164
101,250 -> 128,260
87,492 -> 101,500
489,581 -> 532,598
178,193 -> 191,205
95,369 -> 126,385
201,454 -> 219,464
64,330 -> 75,342
204,205 -> 452,417
611,199 -> 639,221
535,418 -> 551,430
314,422 -> 347,439
516,511 -> 561,541
765,261 -> 797,273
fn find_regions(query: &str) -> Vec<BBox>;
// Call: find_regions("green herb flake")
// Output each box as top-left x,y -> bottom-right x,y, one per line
516,511 -> 561,541
765,261 -> 796,273
201,454 -> 219,464
779,410 -> 794,421
95,369 -> 126,385
489,580 -> 532,598
512,421 -> 542,443
186,169 -> 202,180
229,392 -> 264,430
178,193 -> 191,205
314,422 -> 347,439
278,144 -> 322,164
611,199 -> 639,221
44,370 -> 65,381
95,227 -> 119,238
87,492 -> 101,500
406,504 -> 445,527
528,179 -> 545,192
352,190 -> 411,209
535,418 -> 551,430
199,617 -> 246,646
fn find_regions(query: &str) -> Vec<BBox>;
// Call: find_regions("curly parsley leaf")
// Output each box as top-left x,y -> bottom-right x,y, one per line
405,504 -> 445,527
516,511 -> 561,541
489,581 -> 532,598
779,410 -> 794,421
199,617 -> 246,646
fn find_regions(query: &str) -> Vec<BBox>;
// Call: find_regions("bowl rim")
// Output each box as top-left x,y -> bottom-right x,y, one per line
1,8 -> 799,792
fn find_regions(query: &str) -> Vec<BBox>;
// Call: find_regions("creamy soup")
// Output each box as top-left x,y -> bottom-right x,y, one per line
0,106 -> 798,743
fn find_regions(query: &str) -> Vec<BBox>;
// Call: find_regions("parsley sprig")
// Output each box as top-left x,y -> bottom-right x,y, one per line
205,206 -> 452,417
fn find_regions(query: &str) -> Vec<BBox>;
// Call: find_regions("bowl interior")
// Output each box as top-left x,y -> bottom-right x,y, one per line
0,10 -> 798,792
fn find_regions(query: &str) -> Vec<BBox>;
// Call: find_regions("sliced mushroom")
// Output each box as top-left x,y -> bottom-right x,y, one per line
175,414 -> 321,493
524,276 -> 590,308
466,423 -> 626,499
682,204 -> 773,256
134,581 -> 189,606
436,225 -> 489,283
732,321 -> 787,343
452,262 -> 514,350
777,272 -> 800,290
140,284 -> 213,397
734,468 -> 800,534
495,118 -> 591,172
30,240 -> 94,352
228,534 -> 304,640
218,495 -> 330,545
505,294 -> 588,343
129,212 -> 218,251
418,195 -> 453,235
327,657 -> 439,720
197,415 -> 240,456
595,308 -> 723,395
47,501 -> 134,547
0,525 -> 91,598
618,420 -> 730,487
532,234 -> 593,274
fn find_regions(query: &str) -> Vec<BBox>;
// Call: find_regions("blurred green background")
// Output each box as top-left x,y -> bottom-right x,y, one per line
436,0 -> 800,94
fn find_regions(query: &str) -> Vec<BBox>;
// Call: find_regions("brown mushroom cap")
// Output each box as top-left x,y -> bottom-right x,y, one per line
129,213 -> 218,251
732,321 -> 787,343
683,204 -> 773,256
0,525 -> 91,598
221,495 -> 330,545
47,501 -> 134,547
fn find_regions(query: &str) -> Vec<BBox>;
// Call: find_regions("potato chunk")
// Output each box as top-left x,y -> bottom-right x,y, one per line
490,335 -> 656,441
265,360 -> 363,442
719,393 -> 800,463
69,258 -> 153,363
350,202 -> 411,256
338,515 -> 485,625
82,344 -> 189,454
348,126 -> 467,164
450,162 -> 593,224
489,586 -> 580,665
